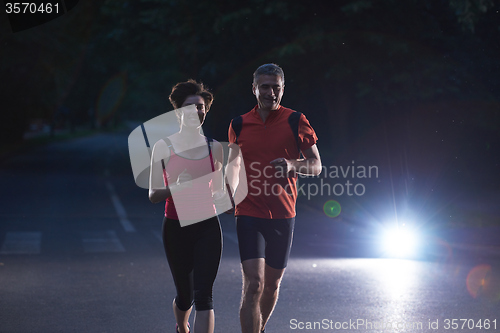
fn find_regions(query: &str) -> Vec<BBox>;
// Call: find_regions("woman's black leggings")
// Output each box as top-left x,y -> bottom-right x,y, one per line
162,216 -> 222,311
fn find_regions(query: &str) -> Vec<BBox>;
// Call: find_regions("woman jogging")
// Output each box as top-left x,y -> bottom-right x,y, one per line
149,80 -> 225,333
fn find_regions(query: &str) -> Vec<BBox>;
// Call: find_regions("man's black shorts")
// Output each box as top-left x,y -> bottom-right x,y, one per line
236,215 -> 295,269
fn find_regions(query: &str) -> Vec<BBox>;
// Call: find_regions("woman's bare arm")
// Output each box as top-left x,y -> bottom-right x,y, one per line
148,139 -> 173,203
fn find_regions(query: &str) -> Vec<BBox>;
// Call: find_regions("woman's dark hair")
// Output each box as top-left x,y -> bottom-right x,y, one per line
168,79 -> 214,111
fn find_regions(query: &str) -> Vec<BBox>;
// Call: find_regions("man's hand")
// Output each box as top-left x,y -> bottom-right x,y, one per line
270,157 -> 292,177
270,145 -> 322,177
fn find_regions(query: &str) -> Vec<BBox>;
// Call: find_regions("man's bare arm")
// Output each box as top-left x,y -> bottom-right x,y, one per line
270,144 -> 322,176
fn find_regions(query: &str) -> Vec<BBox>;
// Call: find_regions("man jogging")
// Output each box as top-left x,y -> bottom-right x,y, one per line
226,63 -> 322,333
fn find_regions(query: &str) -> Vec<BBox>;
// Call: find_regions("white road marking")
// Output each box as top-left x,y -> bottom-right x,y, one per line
0,232 -> 41,254
105,181 -> 136,232
81,230 -> 125,253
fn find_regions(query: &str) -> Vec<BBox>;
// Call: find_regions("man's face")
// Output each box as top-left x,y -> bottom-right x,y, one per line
252,74 -> 284,111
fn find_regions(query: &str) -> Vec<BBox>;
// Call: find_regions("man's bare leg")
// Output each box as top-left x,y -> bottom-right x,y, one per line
260,264 -> 286,332
240,258 -> 265,333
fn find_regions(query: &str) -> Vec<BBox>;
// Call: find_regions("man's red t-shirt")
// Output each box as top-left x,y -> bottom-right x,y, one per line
228,105 -> 318,219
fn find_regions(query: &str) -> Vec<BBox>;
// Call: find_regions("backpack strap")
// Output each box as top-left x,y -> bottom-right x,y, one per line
231,116 -> 243,144
287,111 -> 302,156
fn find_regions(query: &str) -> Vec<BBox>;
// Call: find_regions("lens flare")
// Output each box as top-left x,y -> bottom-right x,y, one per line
96,72 -> 127,126
323,200 -> 341,218
466,264 -> 495,300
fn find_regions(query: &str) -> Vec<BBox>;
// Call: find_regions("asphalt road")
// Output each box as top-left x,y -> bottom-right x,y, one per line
1,130 -> 499,333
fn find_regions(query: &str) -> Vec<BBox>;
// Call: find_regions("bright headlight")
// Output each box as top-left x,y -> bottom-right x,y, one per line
382,225 -> 419,257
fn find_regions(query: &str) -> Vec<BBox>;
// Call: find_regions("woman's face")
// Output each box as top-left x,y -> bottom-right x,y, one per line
180,95 -> 206,128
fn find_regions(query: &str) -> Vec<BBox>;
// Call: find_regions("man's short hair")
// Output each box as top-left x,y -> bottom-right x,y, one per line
253,63 -> 285,85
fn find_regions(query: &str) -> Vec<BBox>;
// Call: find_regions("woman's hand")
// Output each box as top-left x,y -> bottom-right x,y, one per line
212,190 -> 233,214
173,169 -> 193,192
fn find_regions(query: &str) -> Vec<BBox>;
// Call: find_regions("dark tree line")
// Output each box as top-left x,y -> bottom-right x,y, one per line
1,0 -> 499,200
